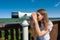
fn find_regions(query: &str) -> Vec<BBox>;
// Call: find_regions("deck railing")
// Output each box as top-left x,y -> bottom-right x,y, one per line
0,23 -> 35,40
0,21 -> 60,40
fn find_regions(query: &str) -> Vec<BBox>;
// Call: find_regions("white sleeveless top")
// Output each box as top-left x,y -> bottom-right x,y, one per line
36,21 -> 53,40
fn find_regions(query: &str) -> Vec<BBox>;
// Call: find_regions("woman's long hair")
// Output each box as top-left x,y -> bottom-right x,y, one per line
37,9 -> 49,30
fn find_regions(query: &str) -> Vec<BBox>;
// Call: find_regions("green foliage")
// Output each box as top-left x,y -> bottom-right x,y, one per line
0,18 -> 24,23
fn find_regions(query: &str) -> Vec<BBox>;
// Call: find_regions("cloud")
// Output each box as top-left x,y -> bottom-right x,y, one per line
54,2 -> 60,7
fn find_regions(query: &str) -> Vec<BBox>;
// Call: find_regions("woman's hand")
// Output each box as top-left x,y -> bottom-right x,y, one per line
31,12 -> 37,22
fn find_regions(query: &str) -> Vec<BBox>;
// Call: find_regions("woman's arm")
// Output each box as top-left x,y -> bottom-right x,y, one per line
30,17 -> 34,28
31,12 -> 48,37
30,17 -> 37,38
34,20 -> 48,37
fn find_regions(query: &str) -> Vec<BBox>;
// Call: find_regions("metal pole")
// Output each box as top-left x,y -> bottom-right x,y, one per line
22,20 -> 29,40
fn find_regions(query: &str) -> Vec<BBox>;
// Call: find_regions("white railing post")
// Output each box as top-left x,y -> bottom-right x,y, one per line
22,20 -> 29,40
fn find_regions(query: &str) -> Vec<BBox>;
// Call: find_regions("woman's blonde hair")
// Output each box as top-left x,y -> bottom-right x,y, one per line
37,9 -> 49,30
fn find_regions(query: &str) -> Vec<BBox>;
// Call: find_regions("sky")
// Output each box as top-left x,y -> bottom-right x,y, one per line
0,0 -> 60,18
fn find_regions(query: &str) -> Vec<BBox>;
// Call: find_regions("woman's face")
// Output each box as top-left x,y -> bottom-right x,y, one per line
37,11 -> 46,21
37,13 -> 43,21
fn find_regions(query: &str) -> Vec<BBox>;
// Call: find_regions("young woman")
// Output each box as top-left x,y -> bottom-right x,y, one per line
30,9 -> 53,40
